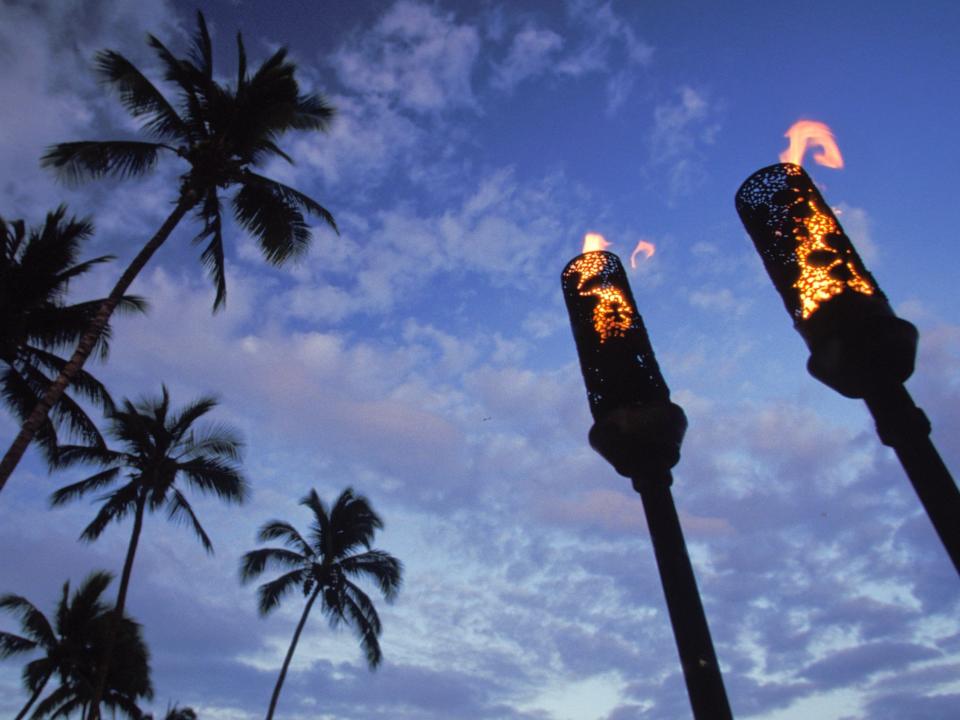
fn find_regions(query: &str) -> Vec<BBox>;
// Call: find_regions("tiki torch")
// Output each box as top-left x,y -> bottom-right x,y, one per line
735,122 -> 960,575
562,234 -> 733,720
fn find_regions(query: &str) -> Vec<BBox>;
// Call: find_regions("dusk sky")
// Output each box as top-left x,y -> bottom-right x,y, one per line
2,1 -> 959,719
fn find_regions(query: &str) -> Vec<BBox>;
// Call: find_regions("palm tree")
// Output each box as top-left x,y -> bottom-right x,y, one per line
0,570 -> 152,720
50,385 -> 248,719
0,10 -> 337,490
1,206 -> 145,465
240,488 -> 402,720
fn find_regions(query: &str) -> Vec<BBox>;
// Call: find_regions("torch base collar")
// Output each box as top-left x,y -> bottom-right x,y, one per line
802,294 -> 918,398
588,401 -> 687,486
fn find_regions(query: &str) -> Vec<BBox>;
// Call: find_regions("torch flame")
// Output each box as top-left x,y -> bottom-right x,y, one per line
582,232 -> 611,253
780,120 -> 844,169
630,240 -> 656,269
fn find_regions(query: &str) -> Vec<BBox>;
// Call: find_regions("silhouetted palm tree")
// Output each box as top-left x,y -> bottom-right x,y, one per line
240,488 -> 402,720
0,570 -> 152,720
0,206 -> 145,465
51,385 -> 248,719
0,10 -> 336,489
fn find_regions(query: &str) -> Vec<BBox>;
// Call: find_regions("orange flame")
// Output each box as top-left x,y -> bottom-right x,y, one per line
630,240 -> 656,268
780,120 -> 844,169
582,232 -> 611,253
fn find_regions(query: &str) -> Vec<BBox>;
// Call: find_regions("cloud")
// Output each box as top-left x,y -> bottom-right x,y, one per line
492,28 -> 564,91
648,87 -> 721,200
486,1 -> 653,112
332,1 -> 480,113
0,0 -> 178,215
560,0 -> 654,113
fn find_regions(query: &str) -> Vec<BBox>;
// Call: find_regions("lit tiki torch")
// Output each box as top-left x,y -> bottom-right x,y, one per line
562,234 -> 733,720
736,121 -> 960,575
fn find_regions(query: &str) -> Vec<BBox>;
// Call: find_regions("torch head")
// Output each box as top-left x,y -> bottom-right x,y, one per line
562,250 -> 686,482
735,163 -> 917,398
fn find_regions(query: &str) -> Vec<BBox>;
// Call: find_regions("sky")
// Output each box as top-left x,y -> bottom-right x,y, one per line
1,1 -> 959,718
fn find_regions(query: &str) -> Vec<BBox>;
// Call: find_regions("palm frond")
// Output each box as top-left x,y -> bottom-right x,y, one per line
255,568 -> 307,615
0,364 -> 62,462
180,422 -> 244,461
15,359 -> 109,450
289,93 -> 337,132
79,482 -> 140,541
339,550 -> 403,601
256,520 -> 313,556
329,488 -> 382,557
193,189 -> 227,309
41,141 -> 171,185
95,49 -> 187,141
30,682 -> 74,720
166,488 -> 212,553
52,442 -> 124,468
167,393 -> 218,440
231,180 -> 310,265
0,594 -> 55,648
242,171 -> 337,233
0,630 -> 37,657
300,489 -> 331,556
190,11 -> 214,81
341,579 -> 383,668
175,455 -> 248,503
236,32 -> 247,88
49,467 -> 121,506
146,35 -> 208,142
239,547 -> 307,583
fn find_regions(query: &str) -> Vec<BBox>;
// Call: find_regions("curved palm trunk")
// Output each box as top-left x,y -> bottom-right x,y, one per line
14,670 -> 52,720
265,585 -> 321,720
0,194 -> 196,493
88,493 -> 147,720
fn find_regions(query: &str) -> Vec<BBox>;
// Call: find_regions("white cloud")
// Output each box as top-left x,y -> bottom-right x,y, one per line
648,86 -> 722,199
492,27 -> 564,91
332,0 -> 480,113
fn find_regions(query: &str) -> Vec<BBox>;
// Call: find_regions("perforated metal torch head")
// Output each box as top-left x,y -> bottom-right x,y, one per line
736,163 -> 917,398
562,250 -> 686,482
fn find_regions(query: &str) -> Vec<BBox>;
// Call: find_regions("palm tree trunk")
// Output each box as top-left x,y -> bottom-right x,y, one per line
87,493 -> 147,720
0,193 -> 196,493
265,585 -> 321,720
14,670 -> 51,720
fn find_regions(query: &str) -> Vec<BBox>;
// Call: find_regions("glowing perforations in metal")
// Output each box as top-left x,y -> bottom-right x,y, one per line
565,252 -> 634,342
793,196 -> 875,319
736,164 -> 878,322
561,251 -> 669,418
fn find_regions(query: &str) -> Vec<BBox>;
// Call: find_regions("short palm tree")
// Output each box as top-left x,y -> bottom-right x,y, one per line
241,488 -> 402,720
0,570 -> 152,720
51,385 -> 248,719
0,206 -> 145,465
0,10 -> 337,490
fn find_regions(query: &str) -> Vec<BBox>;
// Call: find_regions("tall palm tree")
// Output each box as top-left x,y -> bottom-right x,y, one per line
1,206 -> 145,465
0,10 -> 337,490
51,385 -> 248,719
240,488 -> 402,720
0,570 -> 152,720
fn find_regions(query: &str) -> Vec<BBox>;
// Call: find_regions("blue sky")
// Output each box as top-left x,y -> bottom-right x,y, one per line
1,1 -> 959,718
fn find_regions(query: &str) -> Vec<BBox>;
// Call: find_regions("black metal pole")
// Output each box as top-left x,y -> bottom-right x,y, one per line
635,475 -> 733,720
863,385 -> 960,575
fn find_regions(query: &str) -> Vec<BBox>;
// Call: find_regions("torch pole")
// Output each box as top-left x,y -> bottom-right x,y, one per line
635,474 -> 733,720
863,385 -> 960,575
